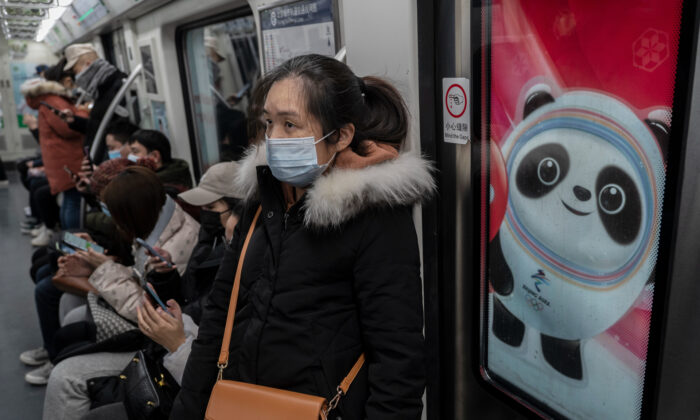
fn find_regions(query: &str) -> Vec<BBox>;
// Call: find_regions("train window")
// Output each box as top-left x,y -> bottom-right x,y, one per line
180,14 -> 259,171
478,1 -> 686,418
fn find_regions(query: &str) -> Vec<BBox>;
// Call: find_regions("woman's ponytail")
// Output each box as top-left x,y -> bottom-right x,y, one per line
356,76 -> 409,148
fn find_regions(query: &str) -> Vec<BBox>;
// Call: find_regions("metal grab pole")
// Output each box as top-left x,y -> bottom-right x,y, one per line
90,63 -> 143,160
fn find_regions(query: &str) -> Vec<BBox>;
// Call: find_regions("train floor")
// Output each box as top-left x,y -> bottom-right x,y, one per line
0,170 -> 47,419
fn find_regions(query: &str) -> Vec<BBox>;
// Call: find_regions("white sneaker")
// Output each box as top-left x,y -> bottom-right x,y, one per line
19,347 -> 49,366
25,362 -> 53,385
31,227 -> 52,247
30,225 -> 45,237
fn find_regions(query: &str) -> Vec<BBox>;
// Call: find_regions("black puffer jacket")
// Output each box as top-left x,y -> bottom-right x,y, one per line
170,145 -> 435,420
69,71 -> 125,163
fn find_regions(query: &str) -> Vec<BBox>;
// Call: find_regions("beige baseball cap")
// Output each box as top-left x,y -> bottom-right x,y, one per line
63,43 -> 97,71
178,161 -> 241,206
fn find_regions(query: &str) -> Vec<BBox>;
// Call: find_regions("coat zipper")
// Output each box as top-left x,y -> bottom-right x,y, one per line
283,212 -> 289,231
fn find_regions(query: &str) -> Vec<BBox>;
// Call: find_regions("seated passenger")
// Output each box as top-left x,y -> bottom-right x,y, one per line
19,160 -> 154,386
43,163 -> 241,420
78,166 -> 199,323
127,130 -> 193,189
172,54 -> 434,419
105,118 -> 139,160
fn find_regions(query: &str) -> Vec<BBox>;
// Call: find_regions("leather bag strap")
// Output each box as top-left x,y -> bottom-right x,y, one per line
215,205 -> 365,396
217,205 -> 262,367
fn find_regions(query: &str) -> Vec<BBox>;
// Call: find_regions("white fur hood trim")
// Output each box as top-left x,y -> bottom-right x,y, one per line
234,143 -> 436,228
20,78 -> 68,98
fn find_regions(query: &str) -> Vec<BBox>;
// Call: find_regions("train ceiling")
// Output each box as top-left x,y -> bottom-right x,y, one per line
0,0 -> 172,49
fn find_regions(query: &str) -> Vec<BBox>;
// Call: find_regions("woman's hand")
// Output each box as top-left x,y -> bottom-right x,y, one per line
146,246 -> 176,274
75,248 -> 114,269
78,156 -> 94,179
58,254 -> 95,277
60,108 -> 75,123
137,295 -> 186,353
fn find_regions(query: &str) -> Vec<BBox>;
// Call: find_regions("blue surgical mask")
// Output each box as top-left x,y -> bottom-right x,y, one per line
99,201 -> 111,217
265,130 -> 336,187
108,150 -> 121,160
127,153 -> 139,163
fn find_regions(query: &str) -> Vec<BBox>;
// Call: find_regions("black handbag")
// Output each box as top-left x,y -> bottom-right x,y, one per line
87,350 -> 179,420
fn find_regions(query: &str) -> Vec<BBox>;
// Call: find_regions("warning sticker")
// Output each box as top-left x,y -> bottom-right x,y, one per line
442,77 -> 470,144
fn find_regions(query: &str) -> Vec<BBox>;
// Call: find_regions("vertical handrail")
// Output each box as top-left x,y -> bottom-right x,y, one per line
90,63 -> 143,160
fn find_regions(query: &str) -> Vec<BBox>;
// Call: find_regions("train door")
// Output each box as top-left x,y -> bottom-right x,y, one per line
177,8 -> 260,176
419,1 -> 700,419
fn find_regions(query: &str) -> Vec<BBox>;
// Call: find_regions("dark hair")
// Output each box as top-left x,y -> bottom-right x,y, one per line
222,196 -> 243,218
106,118 -> 139,144
129,129 -> 172,163
102,166 -> 166,242
44,58 -> 72,83
247,77 -> 274,143
261,54 -> 409,149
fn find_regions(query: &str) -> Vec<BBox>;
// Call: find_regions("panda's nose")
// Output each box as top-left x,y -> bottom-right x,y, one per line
573,185 -> 591,201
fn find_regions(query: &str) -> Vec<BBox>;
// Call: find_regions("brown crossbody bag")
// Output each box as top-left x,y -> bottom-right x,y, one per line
205,206 -> 365,420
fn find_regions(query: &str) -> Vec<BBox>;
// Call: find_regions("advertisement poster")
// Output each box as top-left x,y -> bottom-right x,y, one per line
151,100 -> 169,139
11,61 -> 39,127
260,0 -> 335,72
483,1 -> 683,418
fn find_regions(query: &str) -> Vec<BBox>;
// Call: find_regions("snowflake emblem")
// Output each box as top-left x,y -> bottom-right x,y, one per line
633,28 -> 669,72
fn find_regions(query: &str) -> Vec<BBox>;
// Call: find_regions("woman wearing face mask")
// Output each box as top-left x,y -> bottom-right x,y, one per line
172,54 -> 434,420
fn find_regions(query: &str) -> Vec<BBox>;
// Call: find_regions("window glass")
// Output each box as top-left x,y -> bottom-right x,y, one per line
480,1 -> 685,418
183,15 -> 259,170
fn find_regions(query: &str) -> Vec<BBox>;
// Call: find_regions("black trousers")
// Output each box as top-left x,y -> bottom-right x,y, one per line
34,182 -> 59,229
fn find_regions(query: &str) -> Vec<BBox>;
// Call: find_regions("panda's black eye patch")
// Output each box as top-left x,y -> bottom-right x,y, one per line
516,143 -> 570,198
596,166 -> 641,245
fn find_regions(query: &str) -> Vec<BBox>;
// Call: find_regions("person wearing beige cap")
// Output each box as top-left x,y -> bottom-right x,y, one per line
60,43 -> 127,163
178,161 -> 242,241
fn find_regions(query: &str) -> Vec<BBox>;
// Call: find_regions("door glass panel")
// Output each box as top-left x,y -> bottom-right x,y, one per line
182,15 -> 259,170
479,1 -> 685,418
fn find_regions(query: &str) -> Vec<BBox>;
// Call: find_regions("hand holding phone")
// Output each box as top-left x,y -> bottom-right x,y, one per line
142,283 -> 171,315
63,231 -> 104,254
137,289 -> 186,352
136,238 -> 174,269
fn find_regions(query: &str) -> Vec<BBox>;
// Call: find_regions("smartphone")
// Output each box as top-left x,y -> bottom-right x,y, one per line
63,231 -> 104,254
40,101 -> 61,115
142,283 -> 171,314
63,165 -> 76,178
136,238 -> 174,268
55,242 -> 76,255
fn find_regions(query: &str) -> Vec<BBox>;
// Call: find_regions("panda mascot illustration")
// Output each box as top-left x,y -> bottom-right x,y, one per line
488,86 -> 668,382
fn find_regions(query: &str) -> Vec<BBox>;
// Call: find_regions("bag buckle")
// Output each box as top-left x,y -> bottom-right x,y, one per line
217,362 -> 227,381
323,385 -> 344,417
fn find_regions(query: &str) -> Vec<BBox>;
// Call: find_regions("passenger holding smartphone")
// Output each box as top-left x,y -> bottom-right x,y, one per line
21,60 -> 88,236
44,163 -> 243,420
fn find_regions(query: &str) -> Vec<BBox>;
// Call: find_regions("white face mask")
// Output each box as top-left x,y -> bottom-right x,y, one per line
127,154 -> 139,163
265,130 -> 336,187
